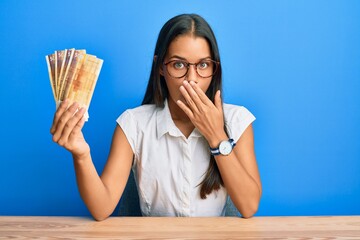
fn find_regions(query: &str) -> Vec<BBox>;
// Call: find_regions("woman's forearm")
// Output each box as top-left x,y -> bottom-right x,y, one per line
72,153 -> 114,221
215,155 -> 261,218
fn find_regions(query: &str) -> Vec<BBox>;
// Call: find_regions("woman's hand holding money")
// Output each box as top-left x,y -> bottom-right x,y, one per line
50,99 -> 90,161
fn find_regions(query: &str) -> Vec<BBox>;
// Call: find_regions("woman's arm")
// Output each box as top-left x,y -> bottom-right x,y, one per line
51,100 -> 134,221
212,124 -> 261,218
177,81 -> 261,218
73,126 -> 133,221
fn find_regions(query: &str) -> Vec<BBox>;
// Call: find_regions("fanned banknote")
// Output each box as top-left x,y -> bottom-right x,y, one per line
45,49 -> 103,121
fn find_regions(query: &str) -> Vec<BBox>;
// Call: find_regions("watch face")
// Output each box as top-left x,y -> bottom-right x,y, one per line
219,140 -> 232,155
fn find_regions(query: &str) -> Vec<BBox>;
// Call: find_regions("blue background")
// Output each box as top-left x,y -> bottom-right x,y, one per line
0,0 -> 359,216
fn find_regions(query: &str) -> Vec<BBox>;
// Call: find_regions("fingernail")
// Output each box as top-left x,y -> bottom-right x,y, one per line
183,80 -> 188,85
190,81 -> 195,85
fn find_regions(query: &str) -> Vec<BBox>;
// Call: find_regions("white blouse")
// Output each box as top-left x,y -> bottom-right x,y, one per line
116,100 -> 255,216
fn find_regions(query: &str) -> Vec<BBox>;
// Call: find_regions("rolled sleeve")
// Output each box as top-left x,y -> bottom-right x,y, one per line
116,110 -> 137,156
224,105 -> 256,143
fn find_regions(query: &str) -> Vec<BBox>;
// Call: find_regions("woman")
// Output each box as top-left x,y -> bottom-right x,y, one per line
50,13 -> 261,220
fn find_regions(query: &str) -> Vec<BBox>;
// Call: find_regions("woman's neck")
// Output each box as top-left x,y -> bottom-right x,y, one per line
167,97 -> 192,124
167,98 -> 195,138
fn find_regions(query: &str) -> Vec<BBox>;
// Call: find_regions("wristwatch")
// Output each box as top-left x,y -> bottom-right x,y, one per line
210,138 -> 236,156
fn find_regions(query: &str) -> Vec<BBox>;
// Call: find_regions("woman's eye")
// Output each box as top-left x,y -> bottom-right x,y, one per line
198,62 -> 209,69
173,61 -> 185,69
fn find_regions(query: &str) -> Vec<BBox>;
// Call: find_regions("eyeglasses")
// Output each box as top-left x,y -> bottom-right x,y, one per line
163,59 -> 219,78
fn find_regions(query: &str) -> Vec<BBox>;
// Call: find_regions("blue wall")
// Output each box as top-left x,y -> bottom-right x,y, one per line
0,0 -> 359,216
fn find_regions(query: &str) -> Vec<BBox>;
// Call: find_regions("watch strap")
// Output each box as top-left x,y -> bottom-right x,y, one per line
210,138 -> 236,156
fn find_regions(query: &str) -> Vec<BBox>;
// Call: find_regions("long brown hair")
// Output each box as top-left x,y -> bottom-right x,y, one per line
142,14 -> 225,199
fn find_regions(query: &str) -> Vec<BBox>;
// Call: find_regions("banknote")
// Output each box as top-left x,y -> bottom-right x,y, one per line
45,53 -> 56,101
58,49 -> 74,100
62,49 -> 86,102
55,50 -> 67,98
58,49 -> 75,101
67,54 -> 103,109
45,48 -> 103,121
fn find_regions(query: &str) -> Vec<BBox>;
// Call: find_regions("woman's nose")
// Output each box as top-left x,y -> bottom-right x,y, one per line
185,65 -> 198,82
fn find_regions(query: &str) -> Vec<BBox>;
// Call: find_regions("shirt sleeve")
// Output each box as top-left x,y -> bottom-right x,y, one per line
224,105 -> 256,143
116,110 -> 137,155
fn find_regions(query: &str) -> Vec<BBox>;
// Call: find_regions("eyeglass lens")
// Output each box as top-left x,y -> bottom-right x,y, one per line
165,60 -> 217,78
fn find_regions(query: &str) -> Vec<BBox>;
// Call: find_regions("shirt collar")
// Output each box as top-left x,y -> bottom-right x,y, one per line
156,99 -> 202,139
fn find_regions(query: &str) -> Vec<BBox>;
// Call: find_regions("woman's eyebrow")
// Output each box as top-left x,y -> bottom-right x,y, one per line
168,55 -> 187,61
168,55 -> 212,61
